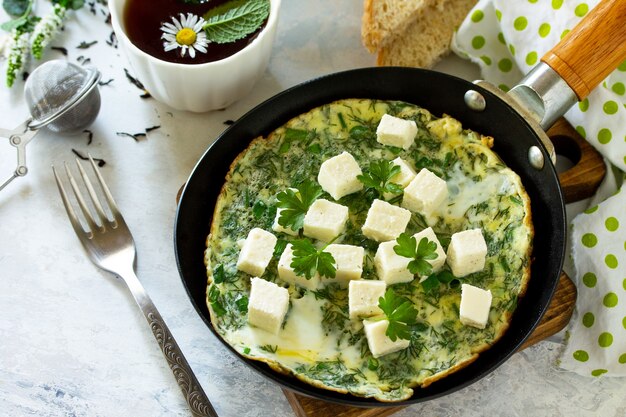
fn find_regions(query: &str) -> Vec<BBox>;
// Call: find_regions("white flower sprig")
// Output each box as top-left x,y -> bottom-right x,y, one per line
5,26 -> 31,87
1,0 -> 84,87
31,3 -> 66,59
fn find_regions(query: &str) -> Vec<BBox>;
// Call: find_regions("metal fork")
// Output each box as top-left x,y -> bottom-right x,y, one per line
53,156 -> 217,417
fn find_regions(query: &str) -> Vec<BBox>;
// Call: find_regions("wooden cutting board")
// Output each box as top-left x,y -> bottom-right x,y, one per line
281,118 -> 606,417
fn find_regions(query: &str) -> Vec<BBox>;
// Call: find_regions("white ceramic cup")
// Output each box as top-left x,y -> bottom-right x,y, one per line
108,0 -> 281,112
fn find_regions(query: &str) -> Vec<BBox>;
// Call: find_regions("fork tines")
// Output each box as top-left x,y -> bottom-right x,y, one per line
53,155 -> 120,235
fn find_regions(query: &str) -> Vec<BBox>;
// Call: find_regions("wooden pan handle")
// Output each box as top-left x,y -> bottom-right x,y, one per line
541,0 -> 626,100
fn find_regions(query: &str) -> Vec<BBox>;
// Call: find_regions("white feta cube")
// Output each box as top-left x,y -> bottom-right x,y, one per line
362,199 -> 411,242
383,157 -> 417,200
459,283 -> 492,329
248,277 -> 290,334
390,157 -> 416,187
277,244 -> 320,290
447,228 -> 487,277
363,319 -> 410,358
317,152 -> 364,200
236,228 -> 277,277
349,280 -> 386,319
325,244 -> 365,283
374,240 -> 413,285
376,114 -> 418,150
303,199 -> 349,242
413,227 -> 446,275
401,168 -> 448,216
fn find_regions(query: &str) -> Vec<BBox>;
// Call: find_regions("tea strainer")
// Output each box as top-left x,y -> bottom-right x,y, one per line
1,59 -> 101,191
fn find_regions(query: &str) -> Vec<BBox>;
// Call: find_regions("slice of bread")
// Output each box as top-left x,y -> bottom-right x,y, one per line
362,0 -> 440,53
365,0 -> 477,68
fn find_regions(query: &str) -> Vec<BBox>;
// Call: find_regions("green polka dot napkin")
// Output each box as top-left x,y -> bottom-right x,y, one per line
451,0 -> 626,377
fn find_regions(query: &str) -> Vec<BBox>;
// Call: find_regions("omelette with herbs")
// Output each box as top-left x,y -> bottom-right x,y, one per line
204,99 -> 533,402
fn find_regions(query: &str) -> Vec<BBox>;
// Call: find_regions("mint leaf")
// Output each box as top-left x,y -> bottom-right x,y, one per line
378,288 -> 418,341
290,239 -> 336,279
1,13 -> 37,34
276,180 -> 323,232
3,0 -> 30,17
393,233 -> 439,276
203,0 -> 270,44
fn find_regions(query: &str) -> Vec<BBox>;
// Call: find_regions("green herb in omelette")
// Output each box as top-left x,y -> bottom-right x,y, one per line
357,160 -> 403,199
421,270 -> 457,294
393,233 -> 438,276
290,238 -> 336,279
276,180 -> 323,232
203,0 -> 270,44
378,288 -> 418,342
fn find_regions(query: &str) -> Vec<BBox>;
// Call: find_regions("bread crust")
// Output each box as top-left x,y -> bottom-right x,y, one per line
372,0 -> 477,68
362,0 -> 435,53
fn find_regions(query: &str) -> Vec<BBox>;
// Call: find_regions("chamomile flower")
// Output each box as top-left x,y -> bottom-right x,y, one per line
161,13 -> 208,59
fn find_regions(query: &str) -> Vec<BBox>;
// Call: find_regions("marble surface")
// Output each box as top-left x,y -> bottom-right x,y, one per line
1,1 -> 624,416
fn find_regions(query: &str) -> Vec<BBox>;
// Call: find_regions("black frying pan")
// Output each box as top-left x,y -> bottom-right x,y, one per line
174,1 -> 625,407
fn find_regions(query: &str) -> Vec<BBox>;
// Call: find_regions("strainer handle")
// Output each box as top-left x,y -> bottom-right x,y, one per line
0,120 -> 39,192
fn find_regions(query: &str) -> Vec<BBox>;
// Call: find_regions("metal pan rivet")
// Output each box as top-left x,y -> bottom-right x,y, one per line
464,90 -> 486,111
528,146 -> 545,170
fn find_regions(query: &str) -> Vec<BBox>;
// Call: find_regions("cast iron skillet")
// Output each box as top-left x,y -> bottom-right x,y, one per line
174,1 -> 625,407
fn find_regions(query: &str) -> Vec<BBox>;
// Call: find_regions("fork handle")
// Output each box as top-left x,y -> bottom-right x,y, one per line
123,270 -> 218,417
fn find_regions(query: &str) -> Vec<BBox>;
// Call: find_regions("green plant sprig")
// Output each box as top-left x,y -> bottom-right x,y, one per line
275,180 -> 323,232
357,159 -> 403,199
377,288 -> 418,341
290,238 -> 336,279
393,233 -> 438,276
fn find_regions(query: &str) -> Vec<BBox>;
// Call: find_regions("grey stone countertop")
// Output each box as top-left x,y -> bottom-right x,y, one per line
1,1 -> 624,416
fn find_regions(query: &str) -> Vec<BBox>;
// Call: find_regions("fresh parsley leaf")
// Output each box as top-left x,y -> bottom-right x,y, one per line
276,180 -> 323,232
357,160 -> 403,199
290,239 -> 336,279
203,0 -> 270,44
377,288 -> 418,341
393,233 -> 438,276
